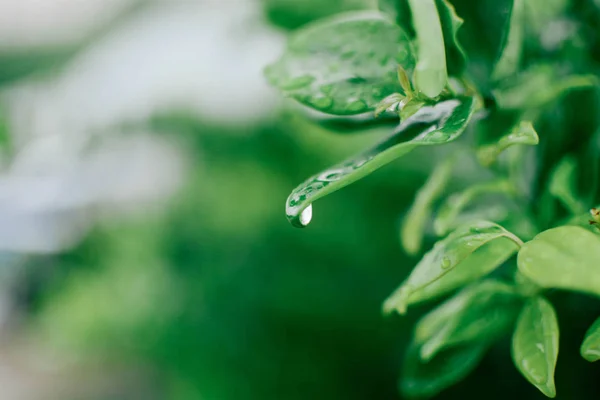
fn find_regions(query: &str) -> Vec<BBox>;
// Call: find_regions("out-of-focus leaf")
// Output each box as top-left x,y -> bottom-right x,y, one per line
405,238 -> 518,305
549,156 -> 587,215
265,12 -> 415,115
477,121 -> 539,167
512,296 -> 559,398
401,341 -> 488,399
517,226 -> 600,297
401,156 -> 456,255
415,280 -> 522,360
524,0 -> 569,37
436,0 -> 467,76
384,220 -> 522,314
286,97 -> 475,227
378,0 -> 413,34
407,0 -> 448,98
577,129 -> 600,206
581,317 -> 600,362
493,65 -> 598,110
492,0 -> 525,81
434,179 -> 517,236
263,0 -> 371,30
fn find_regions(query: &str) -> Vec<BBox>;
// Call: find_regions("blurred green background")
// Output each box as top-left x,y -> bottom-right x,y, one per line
0,0 -> 600,399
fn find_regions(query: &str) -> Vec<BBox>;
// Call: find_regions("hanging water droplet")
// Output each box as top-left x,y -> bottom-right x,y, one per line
280,75 -> 315,90
309,96 -> 333,110
441,256 -> 452,269
345,100 -> 367,113
299,204 -> 313,227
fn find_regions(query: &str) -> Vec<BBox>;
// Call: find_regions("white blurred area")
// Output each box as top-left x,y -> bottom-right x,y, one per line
0,0 -> 284,254
0,1 -> 284,397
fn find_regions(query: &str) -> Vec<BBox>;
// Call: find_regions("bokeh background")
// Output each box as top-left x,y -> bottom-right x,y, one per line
0,0 -> 599,399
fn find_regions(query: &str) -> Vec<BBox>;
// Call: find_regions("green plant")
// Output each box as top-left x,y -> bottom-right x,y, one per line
266,0 -> 600,398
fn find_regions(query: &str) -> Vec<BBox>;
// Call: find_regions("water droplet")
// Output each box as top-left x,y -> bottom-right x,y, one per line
427,130 -> 450,142
309,96 -> 333,110
441,256 -> 452,269
280,75 -> 315,90
345,100 -> 367,113
299,204 -> 313,227
320,84 -> 335,95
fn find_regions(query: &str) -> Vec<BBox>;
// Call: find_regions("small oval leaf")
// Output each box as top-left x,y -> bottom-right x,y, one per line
512,296 -> 559,398
384,220 -> 522,314
401,155 -> 456,255
401,341 -> 487,399
415,280 -> 523,361
407,0 -> 448,98
517,226 -> 600,297
581,317 -> 600,362
265,12 -> 415,115
286,97 -> 475,227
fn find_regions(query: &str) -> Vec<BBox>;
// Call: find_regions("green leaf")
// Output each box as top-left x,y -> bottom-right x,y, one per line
549,156 -> 587,215
511,296 -> 559,398
517,226 -> 600,297
435,0 -> 467,76
477,121 -> 539,167
581,317 -> 600,362
401,341 -> 487,399
401,155 -> 456,255
493,65 -> 598,110
286,97 -> 475,227
384,220 -> 522,314
415,280 -> 523,360
407,0 -> 448,98
405,238 -> 518,306
492,0 -> 525,81
434,179 -> 517,236
265,12 -> 415,115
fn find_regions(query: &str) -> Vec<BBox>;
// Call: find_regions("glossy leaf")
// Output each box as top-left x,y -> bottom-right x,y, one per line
435,0 -> 467,76
517,226 -> 600,297
415,280 -> 522,360
492,0 -> 525,81
384,220 -> 522,314
408,0 -> 447,98
512,296 -> 559,398
286,97 -> 475,227
493,65 -> 598,110
477,121 -> 539,167
581,317 -> 600,362
434,179 -> 517,236
401,341 -> 488,399
405,238 -> 518,305
549,156 -> 587,215
401,156 -> 456,255
265,12 -> 415,115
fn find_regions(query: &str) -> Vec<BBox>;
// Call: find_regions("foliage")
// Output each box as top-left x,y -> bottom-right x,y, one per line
266,0 -> 600,397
